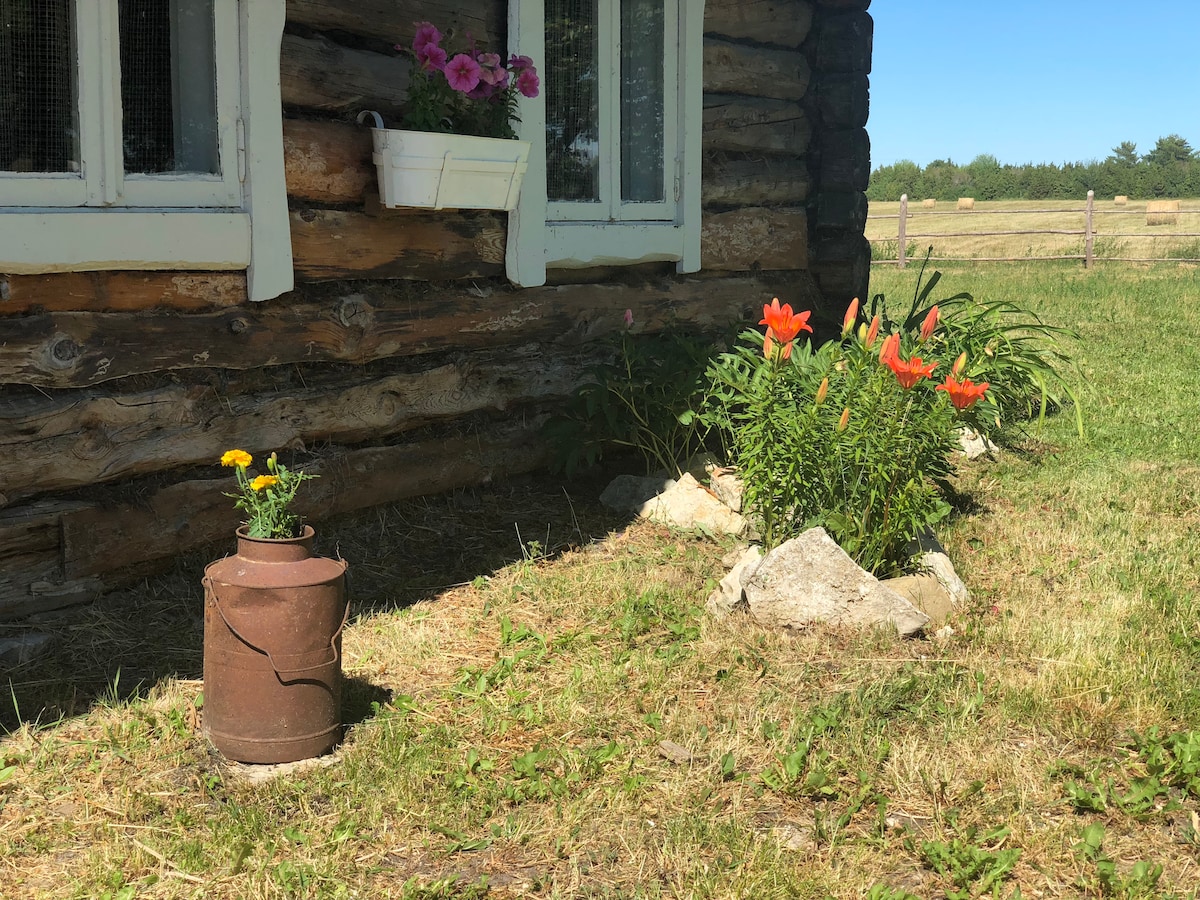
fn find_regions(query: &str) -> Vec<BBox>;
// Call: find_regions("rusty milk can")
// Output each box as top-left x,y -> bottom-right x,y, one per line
202,525 -> 349,764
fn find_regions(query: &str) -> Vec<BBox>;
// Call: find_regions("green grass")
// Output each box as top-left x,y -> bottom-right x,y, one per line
3,261 -> 1200,897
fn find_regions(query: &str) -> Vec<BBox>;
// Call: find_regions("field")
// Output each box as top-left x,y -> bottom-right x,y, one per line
867,198 -> 1200,263
3,261 -> 1200,897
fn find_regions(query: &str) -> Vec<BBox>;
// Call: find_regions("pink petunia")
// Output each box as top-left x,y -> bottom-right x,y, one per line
443,53 -> 482,93
412,22 -> 441,52
415,41 -> 447,71
509,54 -> 534,71
515,67 -> 540,98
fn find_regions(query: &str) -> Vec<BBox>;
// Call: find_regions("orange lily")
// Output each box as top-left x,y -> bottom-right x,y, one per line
759,297 -> 813,359
864,313 -> 881,348
841,298 -> 859,338
937,375 -> 990,409
919,305 -> 939,342
878,332 -> 901,365
883,348 -> 938,389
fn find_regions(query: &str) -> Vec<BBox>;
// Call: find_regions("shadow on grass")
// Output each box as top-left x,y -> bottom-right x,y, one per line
1,467 -> 638,734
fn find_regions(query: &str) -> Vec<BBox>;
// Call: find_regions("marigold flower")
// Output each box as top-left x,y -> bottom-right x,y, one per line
250,475 -> 279,491
759,297 -> 813,360
937,375 -> 990,409
865,314 -> 881,348
841,298 -> 859,338
884,350 -> 938,390
919,305 -> 939,342
837,407 -> 851,432
815,377 -> 829,405
221,449 -> 252,469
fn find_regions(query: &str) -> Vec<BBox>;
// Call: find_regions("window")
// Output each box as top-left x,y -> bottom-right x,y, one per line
0,0 -> 291,301
506,0 -> 702,286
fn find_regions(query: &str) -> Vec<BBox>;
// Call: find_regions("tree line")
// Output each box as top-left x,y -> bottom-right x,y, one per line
867,135 -> 1200,201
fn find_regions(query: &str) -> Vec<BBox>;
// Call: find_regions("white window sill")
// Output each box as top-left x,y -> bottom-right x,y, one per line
546,221 -> 689,269
0,210 -> 251,273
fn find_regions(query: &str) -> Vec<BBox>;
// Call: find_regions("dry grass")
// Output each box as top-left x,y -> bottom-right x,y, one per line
3,264 -> 1200,897
869,197 -> 1200,261
1147,199 -> 1182,226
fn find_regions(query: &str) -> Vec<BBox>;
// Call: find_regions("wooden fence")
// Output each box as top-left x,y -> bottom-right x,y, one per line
870,191 -> 1200,267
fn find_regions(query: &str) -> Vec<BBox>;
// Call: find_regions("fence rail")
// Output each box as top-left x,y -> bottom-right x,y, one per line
870,192 -> 1200,267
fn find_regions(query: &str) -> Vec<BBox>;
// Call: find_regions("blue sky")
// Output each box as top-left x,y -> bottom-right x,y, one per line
868,2 -> 1200,169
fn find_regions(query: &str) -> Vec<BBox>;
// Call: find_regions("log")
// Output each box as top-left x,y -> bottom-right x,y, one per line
284,119 -> 376,204
702,38 -> 811,101
815,190 -> 868,233
817,128 -> 871,192
814,0 -> 871,11
702,95 -> 812,154
0,347 -> 600,504
816,73 -> 870,129
285,0 -> 500,47
811,233 -> 870,305
281,33 -> 411,117
290,209 -> 506,281
702,156 -> 811,206
0,272 -> 246,315
701,208 -> 808,271
0,275 -> 771,388
813,11 -> 873,75
57,421 -> 551,582
703,0 -> 814,47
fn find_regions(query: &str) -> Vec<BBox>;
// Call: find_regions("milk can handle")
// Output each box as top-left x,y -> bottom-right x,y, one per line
204,577 -> 350,677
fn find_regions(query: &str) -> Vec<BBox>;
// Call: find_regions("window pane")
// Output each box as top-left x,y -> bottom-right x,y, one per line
545,0 -> 599,203
120,0 -> 219,175
0,0 -> 79,173
621,0 -> 664,203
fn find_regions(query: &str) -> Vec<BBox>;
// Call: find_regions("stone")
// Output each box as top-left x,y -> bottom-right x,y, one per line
639,473 -> 748,535
599,474 -> 676,511
0,632 -> 56,669
706,545 -> 763,617
707,465 -> 744,512
743,528 -> 930,637
957,426 -> 998,460
657,740 -> 694,765
919,550 -> 970,606
881,573 -> 954,625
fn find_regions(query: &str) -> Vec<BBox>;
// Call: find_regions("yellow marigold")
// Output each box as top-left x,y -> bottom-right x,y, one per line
250,475 -> 279,491
221,449 -> 252,468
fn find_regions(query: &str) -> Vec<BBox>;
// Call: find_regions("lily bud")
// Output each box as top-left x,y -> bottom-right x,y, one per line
879,332 -> 900,365
919,305 -> 939,342
815,377 -> 829,405
841,298 -> 859,338
865,314 -> 881,348
837,407 -> 850,432
952,351 -> 967,377
857,322 -> 867,343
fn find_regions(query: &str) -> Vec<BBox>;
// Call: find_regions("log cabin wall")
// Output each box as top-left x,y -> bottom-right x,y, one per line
0,0 -> 873,618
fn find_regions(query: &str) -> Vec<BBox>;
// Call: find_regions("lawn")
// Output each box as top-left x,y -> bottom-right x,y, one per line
2,261 -> 1200,898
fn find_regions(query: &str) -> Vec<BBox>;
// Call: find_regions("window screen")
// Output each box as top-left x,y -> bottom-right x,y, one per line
620,0 -> 664,203
120,0 -> 219,175
545,0 -> 600,203
0,0 -> 79,174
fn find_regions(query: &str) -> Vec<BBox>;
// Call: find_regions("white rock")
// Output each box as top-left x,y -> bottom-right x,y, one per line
705,545 -> 763,617
639,473 -> 747,535
743,528 -> 930,637
957,427 -> 998,460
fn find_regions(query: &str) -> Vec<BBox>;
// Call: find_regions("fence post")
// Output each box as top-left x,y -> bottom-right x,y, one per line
1084,189 -> 1094,268
898,194 -> 908,268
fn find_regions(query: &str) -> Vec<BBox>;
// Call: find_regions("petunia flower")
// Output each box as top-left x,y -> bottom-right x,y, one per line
883,349 -> 938,390
759,297 -> 813,360
443,53 -> 482,93
937,375 -> 990,409
412,22 -> 442,53
221,449 -> 252,469
516,67 -> 540,98
509,54 -> 535,70
415,41 -> 447,71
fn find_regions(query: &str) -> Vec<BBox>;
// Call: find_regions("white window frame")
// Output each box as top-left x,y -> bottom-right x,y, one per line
0,0 -> 292,302
506,0 -> 702,287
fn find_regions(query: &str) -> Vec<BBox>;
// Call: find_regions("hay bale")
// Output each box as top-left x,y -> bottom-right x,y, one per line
1114,195 -> 1128,205
957,197 -> 975,210
1147,199 -> 1180,226
921,199 -> 936,208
